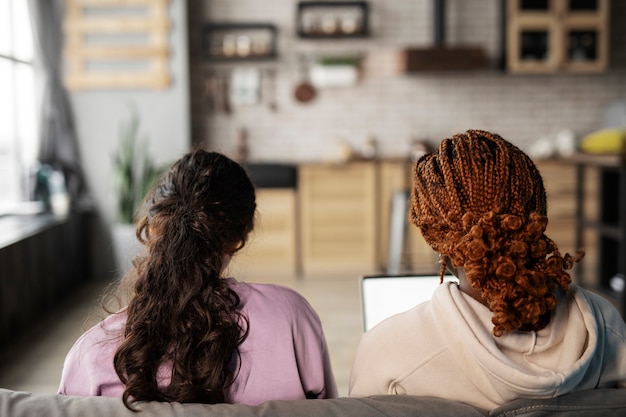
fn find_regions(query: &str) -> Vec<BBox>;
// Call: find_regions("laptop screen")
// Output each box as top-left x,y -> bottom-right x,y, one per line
360,274 -> 458,331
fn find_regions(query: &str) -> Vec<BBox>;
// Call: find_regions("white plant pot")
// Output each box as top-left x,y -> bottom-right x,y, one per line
310,64 -> 358,88
111,223 -> 140,278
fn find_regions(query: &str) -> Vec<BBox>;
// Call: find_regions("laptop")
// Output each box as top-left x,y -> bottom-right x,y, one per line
360,274 -> 458,331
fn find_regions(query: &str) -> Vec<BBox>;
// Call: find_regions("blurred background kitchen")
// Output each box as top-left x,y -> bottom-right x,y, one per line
1,0 -> 625,397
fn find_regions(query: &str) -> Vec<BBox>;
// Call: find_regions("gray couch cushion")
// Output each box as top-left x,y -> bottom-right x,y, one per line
490,389 -> 626,417
0,389 -> 485,417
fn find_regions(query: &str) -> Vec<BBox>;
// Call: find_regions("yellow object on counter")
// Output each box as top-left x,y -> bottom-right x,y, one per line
579,128 -> 626,155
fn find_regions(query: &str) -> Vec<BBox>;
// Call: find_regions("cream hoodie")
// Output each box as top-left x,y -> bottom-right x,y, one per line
349,282 -> 626,411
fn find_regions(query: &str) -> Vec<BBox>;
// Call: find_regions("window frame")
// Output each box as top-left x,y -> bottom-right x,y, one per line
0,0 -> 39,207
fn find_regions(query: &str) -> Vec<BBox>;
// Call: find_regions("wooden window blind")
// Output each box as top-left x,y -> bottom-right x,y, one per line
63,0 -> 170,89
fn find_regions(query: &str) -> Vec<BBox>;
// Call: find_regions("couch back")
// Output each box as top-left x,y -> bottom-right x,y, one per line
1,388 -> 625,417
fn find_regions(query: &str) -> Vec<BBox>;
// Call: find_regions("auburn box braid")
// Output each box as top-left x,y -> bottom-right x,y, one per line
410,130 -> 583,336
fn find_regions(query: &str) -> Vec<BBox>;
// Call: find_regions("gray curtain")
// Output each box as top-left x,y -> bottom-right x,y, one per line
28,0 -> 88,204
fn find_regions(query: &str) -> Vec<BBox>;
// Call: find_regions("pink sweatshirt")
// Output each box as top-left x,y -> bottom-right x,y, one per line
58,279 -> 337,404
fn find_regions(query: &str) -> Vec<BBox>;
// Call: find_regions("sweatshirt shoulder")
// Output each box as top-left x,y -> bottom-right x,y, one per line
70,312 -> 125,351
59,312 -> 126,395
359,301 -> 436,350
236,281 -> 310,303
233,281 -> 319,319
572,285 -> 626,338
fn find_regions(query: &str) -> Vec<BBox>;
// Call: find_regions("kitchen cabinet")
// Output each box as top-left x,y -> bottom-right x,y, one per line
298,160 -> 435,277
378,160 -> 410,271
231,164 -> 299,278
378,160 -> 438,274
232,159 -> 450,279
202,23 -> 278,61
573,153 -> 626,317
232,188 -> 298,278
535,159 -> 578,254
298,162 -> 378,276
506,0 -> 609,73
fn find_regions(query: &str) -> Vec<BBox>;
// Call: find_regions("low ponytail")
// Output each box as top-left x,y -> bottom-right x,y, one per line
114,150 -> 255,408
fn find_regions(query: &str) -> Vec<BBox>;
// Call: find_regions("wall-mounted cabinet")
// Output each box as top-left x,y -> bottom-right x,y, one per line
203,23 -> 278,61
506,0 -> 609,73
297,1 -> 369,38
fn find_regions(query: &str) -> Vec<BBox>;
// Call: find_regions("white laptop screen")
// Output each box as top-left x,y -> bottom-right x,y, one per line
360,274 -> 458,331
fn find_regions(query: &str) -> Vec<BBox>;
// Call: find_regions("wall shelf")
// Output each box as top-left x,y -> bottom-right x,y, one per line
296,1 -> 369,39
203,23 -> 278,62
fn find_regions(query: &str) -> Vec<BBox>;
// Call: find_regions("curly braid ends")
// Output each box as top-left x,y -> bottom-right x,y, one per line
114,149 -> 256,408
410,130 -> 583,336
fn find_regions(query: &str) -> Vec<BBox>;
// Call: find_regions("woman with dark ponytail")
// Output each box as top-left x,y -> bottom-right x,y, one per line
350,130 -> 626,410
59,149 -> 336,407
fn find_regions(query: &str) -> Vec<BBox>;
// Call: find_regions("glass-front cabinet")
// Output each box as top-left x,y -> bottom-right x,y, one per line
506,0 -> 609,73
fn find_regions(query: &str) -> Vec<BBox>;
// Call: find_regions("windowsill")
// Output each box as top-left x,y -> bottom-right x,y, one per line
0,212 -> 68,250
0,201 -> 46,217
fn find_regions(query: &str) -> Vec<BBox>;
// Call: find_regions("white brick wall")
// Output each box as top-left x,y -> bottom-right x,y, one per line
197,0 -> 626,162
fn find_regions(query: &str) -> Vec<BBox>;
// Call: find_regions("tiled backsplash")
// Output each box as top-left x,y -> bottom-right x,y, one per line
191,0 -> 626,162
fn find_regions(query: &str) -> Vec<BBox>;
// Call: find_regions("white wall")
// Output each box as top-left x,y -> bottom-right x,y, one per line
67,0 -> 191,278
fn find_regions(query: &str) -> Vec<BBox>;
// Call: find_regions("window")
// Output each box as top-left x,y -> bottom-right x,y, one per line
0,0 -> 38,207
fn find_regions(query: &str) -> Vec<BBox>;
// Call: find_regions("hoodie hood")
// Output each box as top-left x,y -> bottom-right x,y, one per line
432,282 -> 603,403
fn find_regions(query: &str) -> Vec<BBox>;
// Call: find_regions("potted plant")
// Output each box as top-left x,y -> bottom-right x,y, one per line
111,105 -> 161,276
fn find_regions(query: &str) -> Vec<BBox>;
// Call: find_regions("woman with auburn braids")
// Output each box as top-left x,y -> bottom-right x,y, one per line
349,130 -> 626,410
59,149 -> 336,408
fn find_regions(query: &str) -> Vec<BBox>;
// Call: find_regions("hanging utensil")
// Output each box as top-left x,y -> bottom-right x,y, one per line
265,68 -> 278,112
294,54 -> 316,103
222,72 -> 231,114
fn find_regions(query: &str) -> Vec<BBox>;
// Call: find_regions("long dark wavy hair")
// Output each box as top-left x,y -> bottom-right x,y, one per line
410,130 -> 583,336
113,149 -> 255,408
